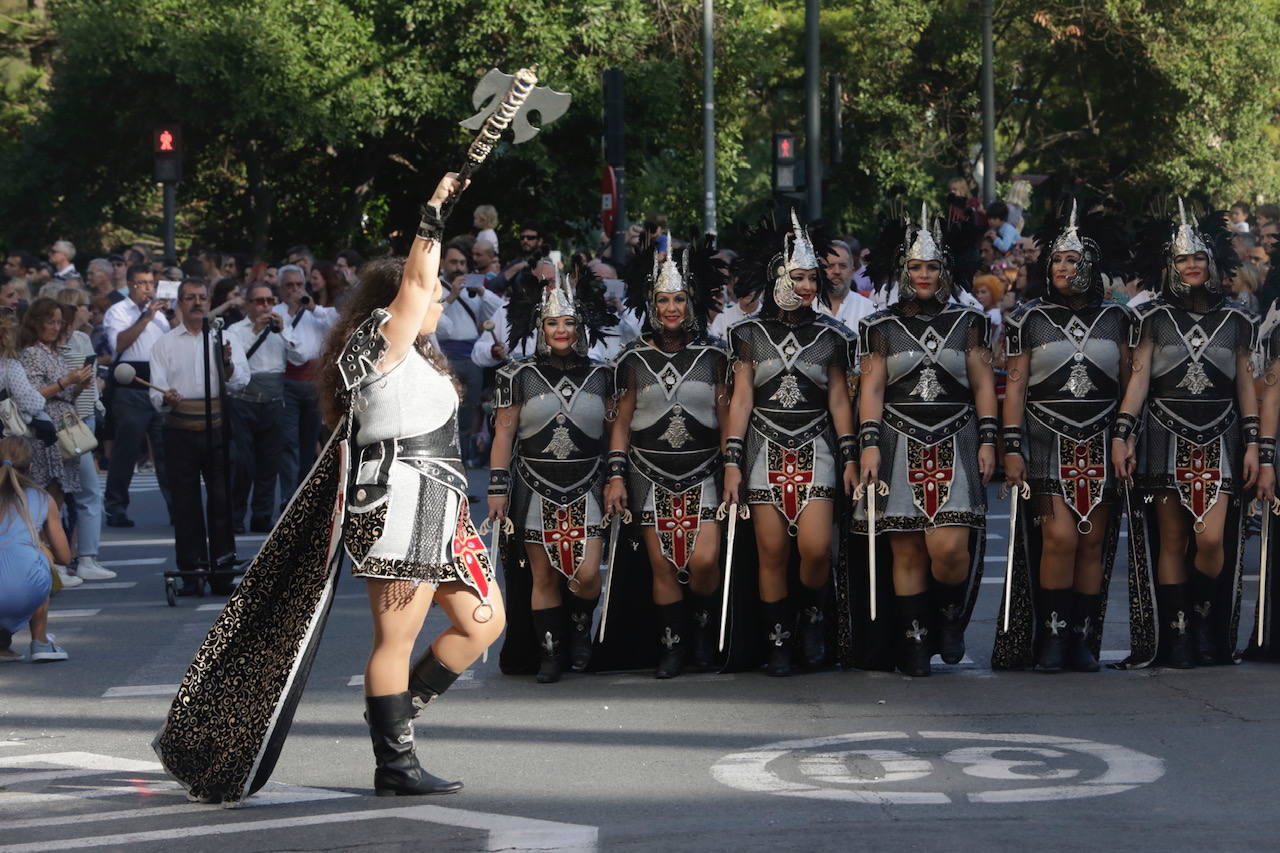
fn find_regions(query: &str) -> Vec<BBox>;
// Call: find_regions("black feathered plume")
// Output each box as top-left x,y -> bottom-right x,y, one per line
737,210 -> 833,319
506,257 -> 618,353
1033,195 -> 1131,304
624,232 -> 727,336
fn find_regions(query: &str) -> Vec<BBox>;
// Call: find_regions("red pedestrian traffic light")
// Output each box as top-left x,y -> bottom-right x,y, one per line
153,124 -> 183,182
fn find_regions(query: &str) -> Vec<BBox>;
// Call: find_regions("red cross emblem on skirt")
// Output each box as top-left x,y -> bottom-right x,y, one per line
452,503 -> 491,599
769,447 -> 813,524
655,488 -> 700,570
1060,439 -> 1105,520
542,502 -> 588,578
909,443 -> 954,520
1175,443 -> 1221,522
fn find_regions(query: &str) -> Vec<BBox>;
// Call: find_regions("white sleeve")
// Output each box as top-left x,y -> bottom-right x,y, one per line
102,304 -> 129,356
149,336 -> 168,412
224,334 -> 249,393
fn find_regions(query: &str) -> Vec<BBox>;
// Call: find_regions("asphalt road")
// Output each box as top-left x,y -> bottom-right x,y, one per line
3,471 -> 1279,852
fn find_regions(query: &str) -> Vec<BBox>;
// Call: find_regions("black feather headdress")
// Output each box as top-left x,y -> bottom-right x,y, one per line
507,256 -> 618,355
1129,196 -> 1239,310
1033,195 -> 1130,305
736,209 -> 833,319
623,233 -> 727,336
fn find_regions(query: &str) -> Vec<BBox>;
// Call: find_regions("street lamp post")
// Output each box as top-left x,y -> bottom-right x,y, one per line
980,0 -> 997,204
703,0 -> 717,235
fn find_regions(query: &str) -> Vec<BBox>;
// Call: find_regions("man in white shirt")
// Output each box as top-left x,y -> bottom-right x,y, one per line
227,282 -> 291,533
150,279 -> 248,593
49,240 -> 77,281
439,240 -> 501,466
822,240 -> 875,334
272,264 -> 338,507
102,264 -> 174,527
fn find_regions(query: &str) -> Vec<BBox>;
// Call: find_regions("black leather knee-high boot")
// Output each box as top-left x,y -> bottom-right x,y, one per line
408,647 -> 460,716
1188,569 -> 1219,666
1035,587 -> 1073,673
1156,584 -> 1194,669
797,583 -> 829,668
932,580 -> 968,665
654,601 -> 688,679
365,692 -> 463,796
687,592 -> 718,670
896,592 -> 932,677
532,606 -> 566,683
761,599 -> 794,677
565,594 -> 598,672
1066,592 -> 1102,672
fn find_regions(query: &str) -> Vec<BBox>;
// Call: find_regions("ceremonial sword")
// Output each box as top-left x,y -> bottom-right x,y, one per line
597,510 -> 629,641
1001,482 -> 1030,634
718,501 -> 748,651
1259,500 -> 1275,648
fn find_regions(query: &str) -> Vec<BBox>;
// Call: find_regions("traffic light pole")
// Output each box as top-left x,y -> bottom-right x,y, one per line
603,68 -> 627,268
804,0 -> 821,221
162,181 -> 176,261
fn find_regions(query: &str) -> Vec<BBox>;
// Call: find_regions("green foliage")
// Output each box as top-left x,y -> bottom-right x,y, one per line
0,0 -> 1276,259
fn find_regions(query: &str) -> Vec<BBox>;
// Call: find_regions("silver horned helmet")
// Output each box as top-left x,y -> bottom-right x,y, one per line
536,269 -> 586,356
772,209 -> 819,312
1047,199 -> 1100,295
898,202 -> 950,303
1167,197 -> 1221,298
650,248 -> 694,331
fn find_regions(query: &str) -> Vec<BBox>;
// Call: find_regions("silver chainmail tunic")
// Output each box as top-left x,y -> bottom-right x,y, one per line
496,355 -> 613,580
1132,296 -> 1256,526
1003,298 -> 1130,526
616,336 -> 727,577
729,313 -> 852,535
855,302 -> 989,531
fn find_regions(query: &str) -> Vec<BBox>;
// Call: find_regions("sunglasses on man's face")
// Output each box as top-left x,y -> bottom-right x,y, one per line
520,234 -> 539,241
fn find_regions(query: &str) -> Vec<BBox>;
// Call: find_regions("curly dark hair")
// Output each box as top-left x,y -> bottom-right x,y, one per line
317,257 -> 459,428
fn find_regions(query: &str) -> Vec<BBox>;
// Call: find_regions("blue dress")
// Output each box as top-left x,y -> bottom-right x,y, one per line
0,487 -> 52,633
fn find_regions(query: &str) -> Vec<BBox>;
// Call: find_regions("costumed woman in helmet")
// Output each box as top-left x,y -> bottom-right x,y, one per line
603,237 -> 730,678
1115,200 -> 1258,668
154,173 -> 506,802
487,263 -> 617,683
722,212 -> 859,676
853,204 -> 997,677
992,199 -> 1131,673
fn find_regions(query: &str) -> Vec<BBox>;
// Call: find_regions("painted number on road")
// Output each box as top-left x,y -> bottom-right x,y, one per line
711,731 -> 1164,804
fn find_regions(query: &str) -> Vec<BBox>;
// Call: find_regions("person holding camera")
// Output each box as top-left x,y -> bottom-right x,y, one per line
273,264 -> 338,506
101,264 -> 174,527
227,282 -> 290,533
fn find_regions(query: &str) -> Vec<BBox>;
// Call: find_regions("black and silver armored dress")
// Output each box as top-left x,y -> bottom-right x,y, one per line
992,298 -> 1129,669
855,302 -> 990,531
615,336 -> 727,578
729,312 -> 850,534
1123,295 -> 1257,667
496,354 -> 613,581
839,301 -> 989,671
343,312 -> 493,600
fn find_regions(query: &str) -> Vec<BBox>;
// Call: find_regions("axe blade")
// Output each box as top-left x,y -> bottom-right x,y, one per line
460,69 -> 572,143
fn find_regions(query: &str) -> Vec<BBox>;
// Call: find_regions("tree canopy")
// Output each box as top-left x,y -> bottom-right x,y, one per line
0,0 -> 1276,257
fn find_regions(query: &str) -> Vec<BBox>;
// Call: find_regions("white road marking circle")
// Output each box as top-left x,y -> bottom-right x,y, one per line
711,731 -> 1164,804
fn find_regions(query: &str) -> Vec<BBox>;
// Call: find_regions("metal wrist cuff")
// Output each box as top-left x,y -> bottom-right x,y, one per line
1243,414 -> 1261,445
978,415 -> 998,446
607,451 -> 628,480
1002,426 -> 1024,456
858,420 -> 881,452
1261,437 -> 1276,465
487,467 -> 511,497
1113,412 -> 1137,442
724,437 -> 744,467
416,202 -> 445,242
838,433 -> 857,466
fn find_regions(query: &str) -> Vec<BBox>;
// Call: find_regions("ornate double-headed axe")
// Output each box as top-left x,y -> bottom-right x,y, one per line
441,66 -> 572,219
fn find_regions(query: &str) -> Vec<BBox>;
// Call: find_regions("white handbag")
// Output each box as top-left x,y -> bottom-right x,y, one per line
0,395 -> 32,439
